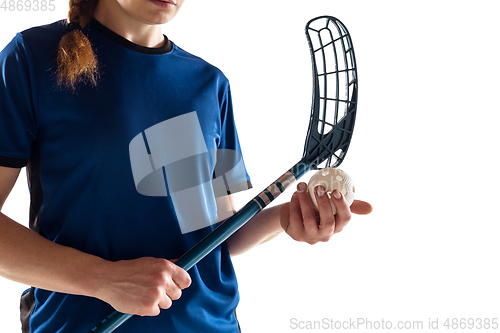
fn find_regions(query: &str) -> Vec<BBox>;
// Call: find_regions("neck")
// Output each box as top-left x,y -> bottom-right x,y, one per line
93,1 -> 165,48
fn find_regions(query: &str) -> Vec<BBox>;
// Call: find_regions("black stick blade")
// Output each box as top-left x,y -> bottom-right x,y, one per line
302,16 -> 358,169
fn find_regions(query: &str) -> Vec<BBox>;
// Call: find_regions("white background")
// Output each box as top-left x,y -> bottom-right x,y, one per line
1,0 -> 499,332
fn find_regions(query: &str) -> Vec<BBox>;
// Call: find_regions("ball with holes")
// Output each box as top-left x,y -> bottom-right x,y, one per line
308,168 -> 355,214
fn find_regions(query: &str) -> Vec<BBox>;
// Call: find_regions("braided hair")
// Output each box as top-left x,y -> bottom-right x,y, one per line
56,0 -> 99,91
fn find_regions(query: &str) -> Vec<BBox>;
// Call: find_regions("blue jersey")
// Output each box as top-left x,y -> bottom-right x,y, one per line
0,19 -> 251,333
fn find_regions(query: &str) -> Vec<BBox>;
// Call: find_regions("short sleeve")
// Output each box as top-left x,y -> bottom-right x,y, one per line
0,33 -> 38,168
212,85 -> 252,197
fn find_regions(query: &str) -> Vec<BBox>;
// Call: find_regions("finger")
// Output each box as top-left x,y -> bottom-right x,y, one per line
331,190 -> 351,233
171,265 -> 191,290
314,185 -> 335,239
164,281 -> 183,301
350,200 -> 373,215
296,182 -> 319,240
157,292 -> 172,311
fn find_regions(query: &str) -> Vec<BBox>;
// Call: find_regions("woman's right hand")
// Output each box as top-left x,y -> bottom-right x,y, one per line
1,166 -> 191,317
94,257 -> 191,316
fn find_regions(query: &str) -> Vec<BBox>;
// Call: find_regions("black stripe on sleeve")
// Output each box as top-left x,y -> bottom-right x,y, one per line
0,155 -> 28,168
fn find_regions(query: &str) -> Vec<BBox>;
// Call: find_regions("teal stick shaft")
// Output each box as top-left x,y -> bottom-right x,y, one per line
90,312 -> 133,333
90,160 -> 310,333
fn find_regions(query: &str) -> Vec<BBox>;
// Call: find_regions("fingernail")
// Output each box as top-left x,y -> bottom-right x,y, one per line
332,190 -> 342,200
315,185 -> 325,197
298,182 -> 307,192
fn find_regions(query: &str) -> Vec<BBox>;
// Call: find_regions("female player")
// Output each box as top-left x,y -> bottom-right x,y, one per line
0,0 -> 372,332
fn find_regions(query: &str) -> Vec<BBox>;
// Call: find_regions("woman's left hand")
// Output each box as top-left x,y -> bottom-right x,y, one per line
280,182 -> 372,244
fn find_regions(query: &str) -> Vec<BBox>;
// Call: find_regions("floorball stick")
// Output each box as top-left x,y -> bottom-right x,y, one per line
90,15 -> 358,333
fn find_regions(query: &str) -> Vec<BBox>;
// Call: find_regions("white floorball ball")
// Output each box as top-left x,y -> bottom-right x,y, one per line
308,168 -> 355,214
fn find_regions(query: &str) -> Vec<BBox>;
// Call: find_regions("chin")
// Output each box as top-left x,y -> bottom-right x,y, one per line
144,12 -> 177,25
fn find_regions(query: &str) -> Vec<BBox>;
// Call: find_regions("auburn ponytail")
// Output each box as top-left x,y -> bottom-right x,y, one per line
56,0 -> 99,91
